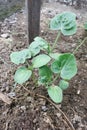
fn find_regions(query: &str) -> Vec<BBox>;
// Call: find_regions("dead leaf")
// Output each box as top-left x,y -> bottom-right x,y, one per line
0,91 -> 12,104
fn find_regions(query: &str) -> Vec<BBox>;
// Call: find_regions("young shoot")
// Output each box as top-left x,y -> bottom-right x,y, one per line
10,12 -> 82,103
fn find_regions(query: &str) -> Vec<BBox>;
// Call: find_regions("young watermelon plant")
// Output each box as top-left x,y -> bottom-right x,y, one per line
10,12 -> 78,103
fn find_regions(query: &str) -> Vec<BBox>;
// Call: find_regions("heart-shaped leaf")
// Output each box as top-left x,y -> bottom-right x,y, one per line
51,53 -> 77,80
32,54 -> 51,68
39,65 -> 52,84
59,80 -> 69,90
14,66 -> 32,84
10,49 -> 31,65
47,85 -> 63,103
50,12 -> 77,36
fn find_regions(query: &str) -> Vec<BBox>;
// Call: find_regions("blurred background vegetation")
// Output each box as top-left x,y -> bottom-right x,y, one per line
0,0 -> 24,20
0,0 -> 87,21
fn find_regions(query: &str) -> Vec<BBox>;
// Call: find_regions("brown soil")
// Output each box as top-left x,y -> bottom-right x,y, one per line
0,2 -> 87,130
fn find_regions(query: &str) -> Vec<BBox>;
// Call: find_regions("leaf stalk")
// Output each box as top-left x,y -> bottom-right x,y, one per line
51,31 -> 61,52
73,37 -> 87,54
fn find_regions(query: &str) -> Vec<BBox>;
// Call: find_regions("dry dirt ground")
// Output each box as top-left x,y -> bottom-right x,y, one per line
0,2 -> 87,130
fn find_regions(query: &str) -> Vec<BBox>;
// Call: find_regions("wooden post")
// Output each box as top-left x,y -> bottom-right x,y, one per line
26,0 -> 41,44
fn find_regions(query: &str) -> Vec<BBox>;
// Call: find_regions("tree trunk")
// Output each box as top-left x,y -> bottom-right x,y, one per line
26,0 -> 41,44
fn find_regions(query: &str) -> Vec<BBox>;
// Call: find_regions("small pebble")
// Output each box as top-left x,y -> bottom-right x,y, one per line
77,90 -> 80,95
1,33 -> 9,38
20,106 -> 26,111
42,105 -> 48,112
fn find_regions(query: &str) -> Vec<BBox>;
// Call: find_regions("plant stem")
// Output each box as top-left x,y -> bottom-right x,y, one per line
31,72 -> 38,86
53,74 -> 60,83
51,31 -> 61,52
25,60 -> 30,67
73,37 -> 87,54
49,74 -> 60,85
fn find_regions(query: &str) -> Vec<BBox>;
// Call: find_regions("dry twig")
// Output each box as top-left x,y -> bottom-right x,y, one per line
0,91 -> 12,104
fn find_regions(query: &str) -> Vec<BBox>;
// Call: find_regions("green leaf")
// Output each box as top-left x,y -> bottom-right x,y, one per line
10,49 -> 31,65
32,54 -> 51,68
62,20 -> 76,30
14,66 -> 32,84
29,37 -> 48,56
39,65 -> 52,84
34,37 -> 48,50
50,14 -> 62,30
51,53 -> 77,80
51,59 -> 62,74
49,53 -> 61,59
59,80 -> 69,90
61,12 -> 76,24
61,54 -> 77,79
29,41 -> 40,57
61,24 -> 77,36
47,85 -> 63,103
50,12 -> 77,36
84,22 -> 87,30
